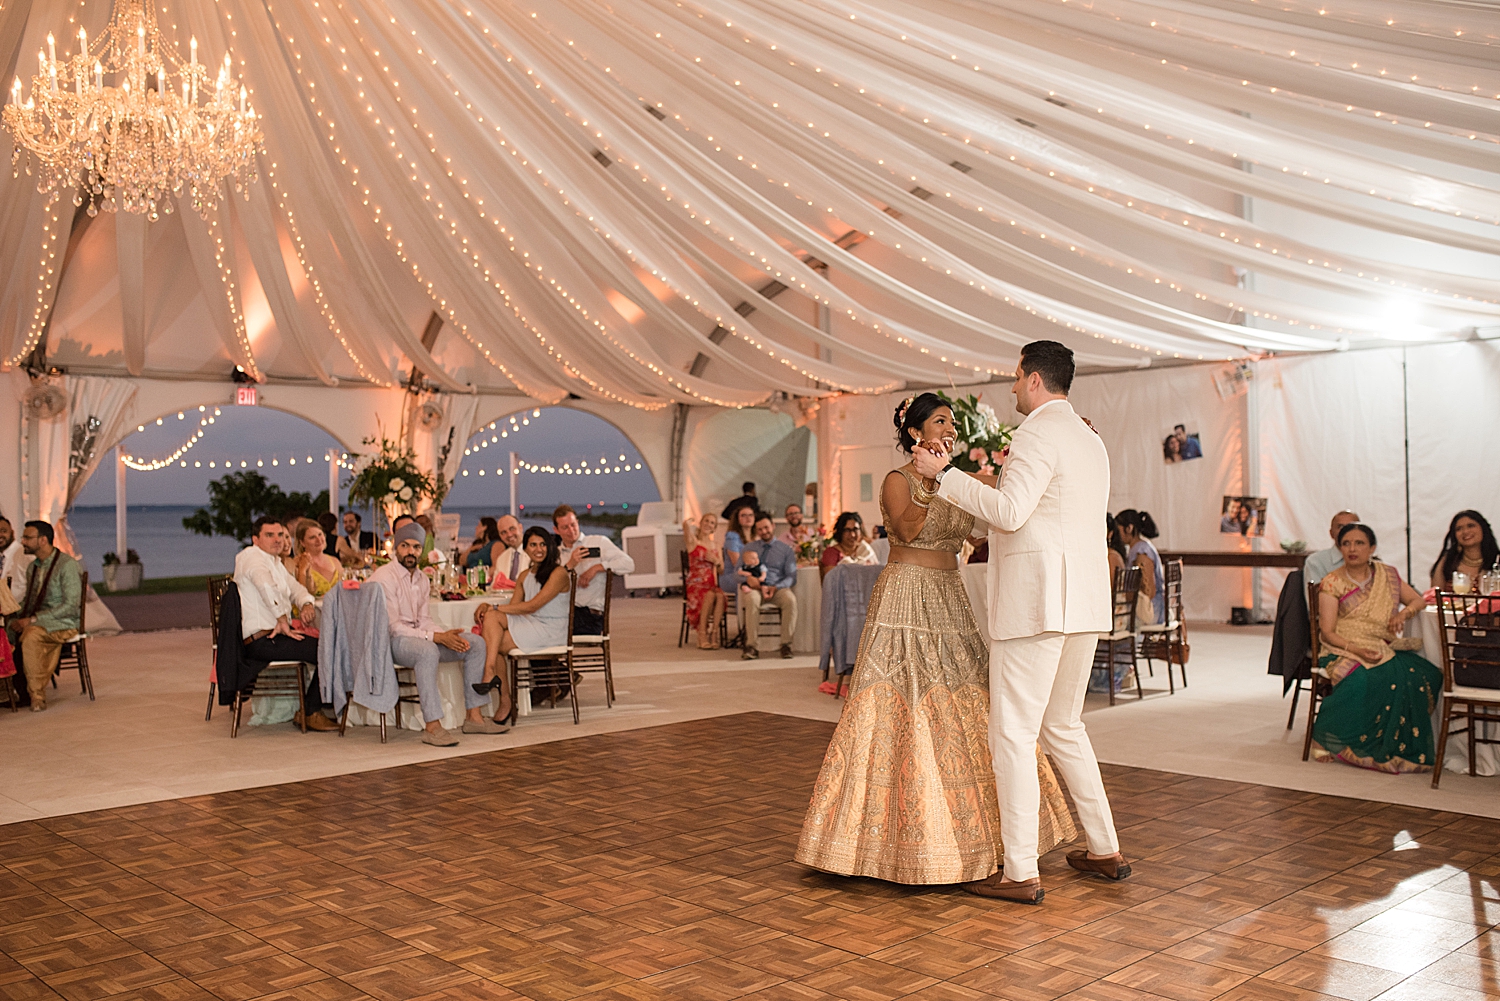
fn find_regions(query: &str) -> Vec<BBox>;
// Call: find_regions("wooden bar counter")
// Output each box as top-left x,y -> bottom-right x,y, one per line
1159,550 -> 1308,569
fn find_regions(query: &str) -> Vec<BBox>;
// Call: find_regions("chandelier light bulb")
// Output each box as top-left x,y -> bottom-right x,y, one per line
2,0 -> 264,219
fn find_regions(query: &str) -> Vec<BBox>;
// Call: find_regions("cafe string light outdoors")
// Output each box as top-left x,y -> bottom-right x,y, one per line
117,405 -> 644,478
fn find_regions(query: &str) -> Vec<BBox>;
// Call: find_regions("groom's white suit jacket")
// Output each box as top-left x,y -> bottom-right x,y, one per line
937,399 -> 1112,641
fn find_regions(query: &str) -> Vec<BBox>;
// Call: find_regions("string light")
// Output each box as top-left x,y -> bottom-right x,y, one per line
121,408 -> 222,470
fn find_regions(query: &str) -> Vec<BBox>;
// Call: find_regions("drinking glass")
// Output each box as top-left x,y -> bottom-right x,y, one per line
1452,571 -> 1472,595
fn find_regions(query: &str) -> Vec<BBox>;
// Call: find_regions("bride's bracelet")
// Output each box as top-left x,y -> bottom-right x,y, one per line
910,479 -> 937,506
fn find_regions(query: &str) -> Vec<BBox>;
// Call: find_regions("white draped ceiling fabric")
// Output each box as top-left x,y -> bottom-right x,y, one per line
1,0 -> 1497,409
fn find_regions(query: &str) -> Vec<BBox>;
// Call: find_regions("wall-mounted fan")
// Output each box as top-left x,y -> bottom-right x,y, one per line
22,382 -> 66,420
415,401 -> 445,432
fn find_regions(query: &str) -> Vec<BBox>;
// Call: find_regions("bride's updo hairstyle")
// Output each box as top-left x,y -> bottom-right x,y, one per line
893,392 -> 948,454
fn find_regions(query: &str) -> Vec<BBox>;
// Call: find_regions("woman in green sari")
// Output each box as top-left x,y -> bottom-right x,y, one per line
1312,522 -> 1441,773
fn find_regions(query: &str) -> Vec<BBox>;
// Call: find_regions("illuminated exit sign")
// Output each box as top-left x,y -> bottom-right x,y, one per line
236,386 -> 258,406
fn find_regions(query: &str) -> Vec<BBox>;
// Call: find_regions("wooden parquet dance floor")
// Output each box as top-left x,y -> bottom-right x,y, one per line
2,713 -> 1497,1001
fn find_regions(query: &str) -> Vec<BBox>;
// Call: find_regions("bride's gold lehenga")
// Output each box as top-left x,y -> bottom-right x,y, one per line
796,467 -> 1076,884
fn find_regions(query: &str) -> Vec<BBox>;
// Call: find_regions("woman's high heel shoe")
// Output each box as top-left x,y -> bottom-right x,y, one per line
472,678 -> 503,695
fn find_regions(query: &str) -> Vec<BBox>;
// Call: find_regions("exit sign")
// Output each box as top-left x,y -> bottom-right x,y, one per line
236,386 -> 258,406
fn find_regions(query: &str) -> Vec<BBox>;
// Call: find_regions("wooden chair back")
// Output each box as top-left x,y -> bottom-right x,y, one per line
1112,565 -> 1142,635
1306,580 -> 1322,666
1162,559 -> 1184,626
1434,592 -> 1500,694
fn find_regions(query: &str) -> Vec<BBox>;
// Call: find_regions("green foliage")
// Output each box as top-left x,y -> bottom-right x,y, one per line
92,574 -> 211,596
182,471 -> 330,545
937,392 -> 1014,474
345,434 -> 433,513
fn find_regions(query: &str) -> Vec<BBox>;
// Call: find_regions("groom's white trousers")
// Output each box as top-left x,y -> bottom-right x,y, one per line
991,631 -> 1119,881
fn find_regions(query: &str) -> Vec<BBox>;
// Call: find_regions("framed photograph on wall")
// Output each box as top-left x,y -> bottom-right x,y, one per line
1220,496 -> 1268,537
1164,424 -> 1204,464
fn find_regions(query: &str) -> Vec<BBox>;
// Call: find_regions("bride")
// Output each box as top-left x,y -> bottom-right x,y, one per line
796,393 -> 1075,884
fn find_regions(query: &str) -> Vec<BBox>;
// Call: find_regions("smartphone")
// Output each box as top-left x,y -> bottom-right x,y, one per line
583,546 -> 601,558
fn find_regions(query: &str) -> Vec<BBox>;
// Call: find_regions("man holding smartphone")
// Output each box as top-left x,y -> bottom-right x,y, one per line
553,505 -> 635,635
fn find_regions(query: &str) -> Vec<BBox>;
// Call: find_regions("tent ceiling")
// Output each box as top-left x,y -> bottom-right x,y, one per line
2,0 -> 1496,407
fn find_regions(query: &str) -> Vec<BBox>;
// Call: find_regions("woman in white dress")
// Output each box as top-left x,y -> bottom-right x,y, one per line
470,527 -> 570,726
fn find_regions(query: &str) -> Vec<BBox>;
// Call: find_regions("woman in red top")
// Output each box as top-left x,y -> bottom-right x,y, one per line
683,512 -> 725,649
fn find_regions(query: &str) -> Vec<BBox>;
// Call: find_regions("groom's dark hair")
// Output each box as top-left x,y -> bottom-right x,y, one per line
1019,340 -> 1075,394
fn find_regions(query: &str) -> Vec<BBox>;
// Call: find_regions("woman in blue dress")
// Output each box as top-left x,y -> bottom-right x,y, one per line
471,526 -> 571,725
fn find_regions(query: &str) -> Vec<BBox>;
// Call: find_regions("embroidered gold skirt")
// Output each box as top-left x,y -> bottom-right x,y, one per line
796,563 -> 1077,884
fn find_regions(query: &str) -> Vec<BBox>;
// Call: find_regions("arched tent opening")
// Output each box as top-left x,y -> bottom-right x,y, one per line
444,406 -> 660,539
70,405 -> 347,580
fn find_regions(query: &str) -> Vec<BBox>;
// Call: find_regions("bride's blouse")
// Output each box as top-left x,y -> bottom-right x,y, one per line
881,467 -> 973,553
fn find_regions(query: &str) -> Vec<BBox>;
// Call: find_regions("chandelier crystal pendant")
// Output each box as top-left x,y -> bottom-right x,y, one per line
2,0 -> 264,221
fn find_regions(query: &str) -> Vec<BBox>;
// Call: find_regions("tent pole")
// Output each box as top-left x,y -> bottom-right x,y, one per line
1402,348 -> 1412,581
509,451 -> 518,518
328,447 -> 339,515
115,447 -> 127,560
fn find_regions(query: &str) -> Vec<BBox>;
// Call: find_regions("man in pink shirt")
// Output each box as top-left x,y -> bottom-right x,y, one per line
368,522 -> 505,745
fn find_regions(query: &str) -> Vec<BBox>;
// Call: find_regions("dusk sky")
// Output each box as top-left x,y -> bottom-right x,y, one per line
74,404 -> 660,511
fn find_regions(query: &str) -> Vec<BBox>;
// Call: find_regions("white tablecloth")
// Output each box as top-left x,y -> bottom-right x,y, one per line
253,595 -> 511,731
791,567 -> 820,654
961,564 -> 990,643
1416,606 -> 1499,776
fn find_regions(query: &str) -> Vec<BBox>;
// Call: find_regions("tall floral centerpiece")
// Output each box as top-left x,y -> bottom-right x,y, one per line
345,434 -> 434,545
938,392 -> 1014,476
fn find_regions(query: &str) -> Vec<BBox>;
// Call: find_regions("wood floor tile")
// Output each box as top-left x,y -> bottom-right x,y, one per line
949,952 -> 1096,1000
1103,953 -> 1252,1001
1259,955 -> 1405,1001
2,714 -> 1497,1001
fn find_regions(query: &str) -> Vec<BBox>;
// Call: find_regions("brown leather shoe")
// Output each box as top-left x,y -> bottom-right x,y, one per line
962,872 -> 1044,904
779,644 -> 793,659
1066,851 -> 1131,881
294,710 -> 340,732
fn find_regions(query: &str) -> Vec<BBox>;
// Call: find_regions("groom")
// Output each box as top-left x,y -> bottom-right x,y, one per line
914,340 -> 1130,904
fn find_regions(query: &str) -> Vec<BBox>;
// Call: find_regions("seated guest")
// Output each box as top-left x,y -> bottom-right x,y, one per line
317,512 -> 340,557
819,511 -> 877,581
294,521 -> 343,599
234,517 -> 336,731
554,505 -> 634,635
721,506 -> 757,586
278,520 -> 301,577
721,482 -> 759,523
0,516 -> 31,607
1311,523 -> 1439,772
1106,514 -> 1126,581
471,527 -> 573,726
683,512 -> 725,650
369,522 -> 499,743
337,510 -> 376,565
489,515 -> 530,587
732,513 -> 799,660
1116,509 -> 1164,626
779,504 -> 814,549
1304,510 -> 1361,585
4,521 -> 80,711
414,513 -> 443,564
463,517 -> 503,569
1430,510 -> 1499,591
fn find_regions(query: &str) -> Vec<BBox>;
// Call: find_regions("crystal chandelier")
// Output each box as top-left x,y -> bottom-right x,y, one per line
2,0 -> 264,220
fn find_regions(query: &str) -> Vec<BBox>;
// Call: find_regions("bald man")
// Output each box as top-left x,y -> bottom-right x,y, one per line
490,515 -> 530,586
1304,510 -> 1361,585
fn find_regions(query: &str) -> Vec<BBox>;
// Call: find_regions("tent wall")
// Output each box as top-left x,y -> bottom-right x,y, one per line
811,338 -> 1499,622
